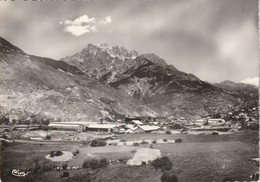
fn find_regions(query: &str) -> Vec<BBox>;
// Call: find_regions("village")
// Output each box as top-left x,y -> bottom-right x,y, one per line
0,105 -> 259,138
0,106 -> 259,182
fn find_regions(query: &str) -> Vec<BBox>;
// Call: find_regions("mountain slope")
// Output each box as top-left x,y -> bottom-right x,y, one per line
62,45 -> 255,119
0,37 -> 157,122
214,80 -> 258,108
105,54 -> 241,118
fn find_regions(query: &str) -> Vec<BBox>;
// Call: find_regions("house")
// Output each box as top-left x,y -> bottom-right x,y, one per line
125,117 -> 142,123
152,122 -> 159,125
125,124 -> 138,133
124,124 -> 160,133
132,127 -> 146,133
136,125 -> 160,133
125,129 -> 134,134
131,120 -> 143,126
194,119 -> 206,126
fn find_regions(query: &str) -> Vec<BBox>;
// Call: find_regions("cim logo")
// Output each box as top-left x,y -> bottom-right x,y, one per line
12,169 -> 30,177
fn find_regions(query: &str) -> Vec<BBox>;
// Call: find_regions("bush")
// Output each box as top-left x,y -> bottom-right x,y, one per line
100,158 -> 109,168
61,171 -> 70,178
62,164 -> 68,170
46,135 -> 51,140
49,150 -> 63,157
73,149 -> 80,156
175,138 -> 182,143
1,140 -> 9,148
161,171 -> 178,182
152,140 -> 157,144
118,158 -> 128,164
81,140 -> 90,145
166,130 -> 171,135
133,142 -> 140,146
42,165 -> 52,172
163,139 -> 168,142
82,158 -> 108,169
151,156 -> 173,171
90,139 -> 107,147
141,140 -> 149,144
1,134 -> 8,139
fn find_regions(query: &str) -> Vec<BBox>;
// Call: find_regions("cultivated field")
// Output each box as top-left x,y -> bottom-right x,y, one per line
0,130 -> 259,182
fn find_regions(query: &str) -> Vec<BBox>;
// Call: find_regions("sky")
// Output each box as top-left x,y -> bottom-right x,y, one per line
0,0 -> 259,85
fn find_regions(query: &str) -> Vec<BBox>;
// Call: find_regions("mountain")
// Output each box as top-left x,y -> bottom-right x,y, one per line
1,38 -> 257,121
60,43 -> 138,80
0,37 -> 157,122
62,45 -> 255,119
214,80 -> 258,108
214,80 -> 258,91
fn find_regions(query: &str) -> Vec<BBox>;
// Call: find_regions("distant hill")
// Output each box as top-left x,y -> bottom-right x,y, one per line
214,80 -> 258,91
0,37 -> 156,122
214,80 -> 258,109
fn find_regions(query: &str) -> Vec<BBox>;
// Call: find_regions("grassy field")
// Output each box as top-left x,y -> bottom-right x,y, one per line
0,130 -> 258,182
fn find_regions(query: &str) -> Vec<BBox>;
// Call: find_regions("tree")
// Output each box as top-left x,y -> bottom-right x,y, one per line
0,110 -> 9,125
161,171 -> 178,182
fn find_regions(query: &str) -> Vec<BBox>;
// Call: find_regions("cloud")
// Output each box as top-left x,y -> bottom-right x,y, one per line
63,15 -> 95,26
60,15 -> 97,36
240,77 -> 259,86
60,15 -> 111,36
64,25 -> 97,36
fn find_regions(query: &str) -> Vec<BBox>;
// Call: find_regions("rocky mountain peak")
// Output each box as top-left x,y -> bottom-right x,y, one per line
61,43 -> 139,79
79,43 -> 138,61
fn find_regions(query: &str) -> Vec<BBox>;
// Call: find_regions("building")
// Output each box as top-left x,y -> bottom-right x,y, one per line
86,124 -> 118,132
131,120 -> 143,126
125,124 -> 160,133
138,125 -> 160,132
48,122 -> 90,132
195,118 -> 225,126
48,121 -> 121,133
125,124 -> 138,133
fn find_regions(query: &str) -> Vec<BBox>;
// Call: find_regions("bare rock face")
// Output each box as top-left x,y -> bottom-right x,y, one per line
60,43 -> 138,80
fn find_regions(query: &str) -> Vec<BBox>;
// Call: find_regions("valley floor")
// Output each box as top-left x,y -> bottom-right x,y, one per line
0,130 -> 259,182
